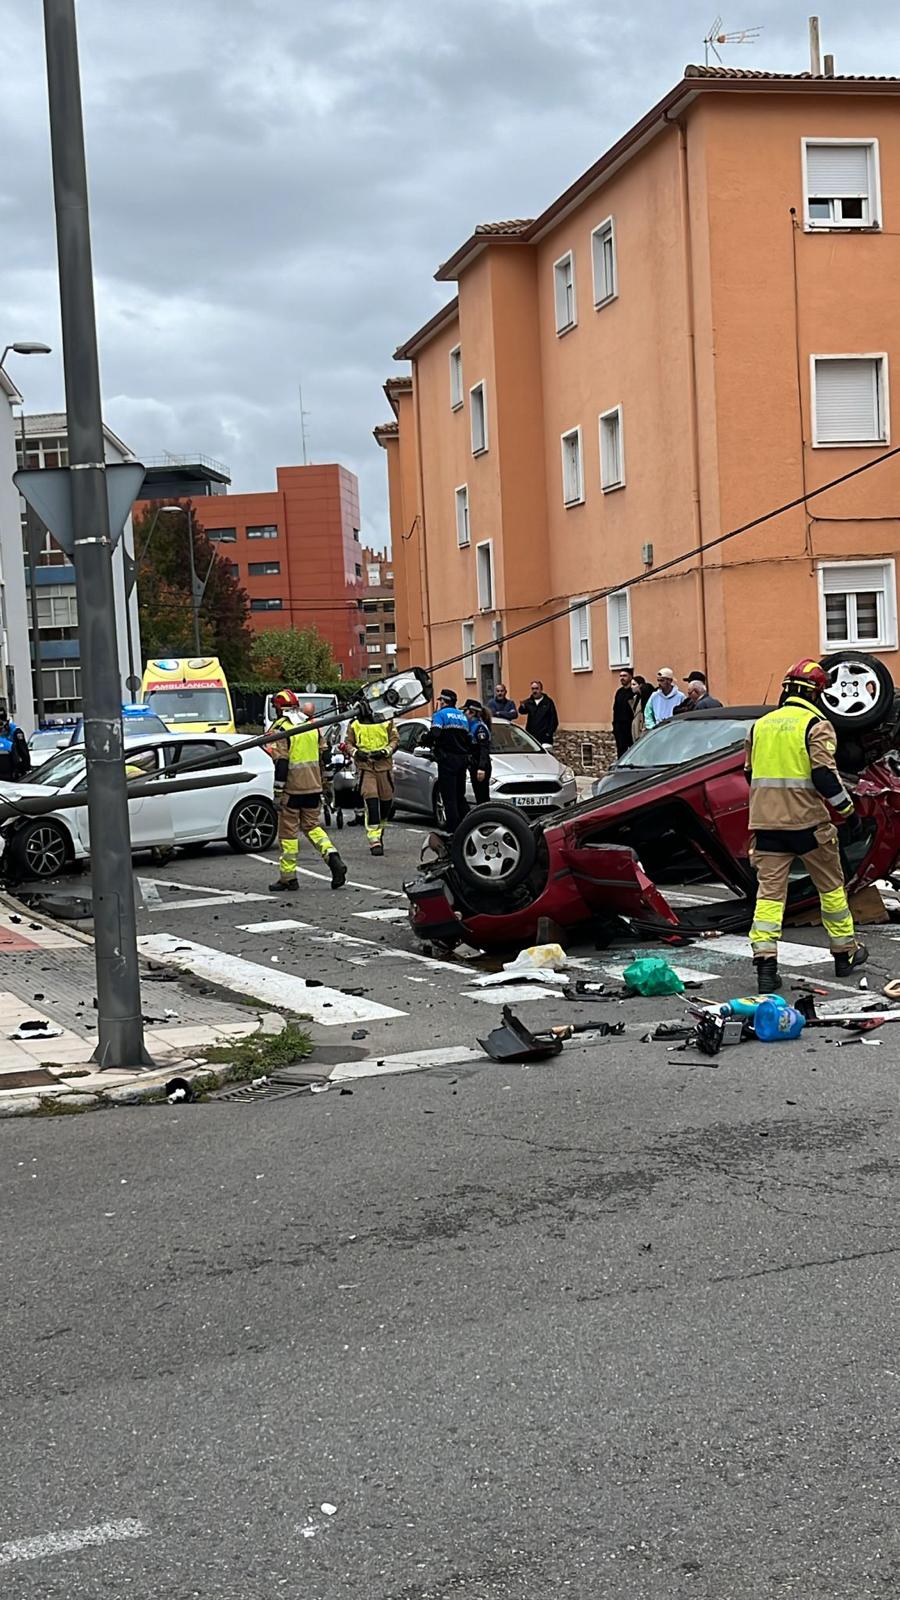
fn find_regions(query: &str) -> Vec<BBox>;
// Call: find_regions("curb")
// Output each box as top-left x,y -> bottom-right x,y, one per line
0,886 -> 95,948
0,1012 -> 289,1118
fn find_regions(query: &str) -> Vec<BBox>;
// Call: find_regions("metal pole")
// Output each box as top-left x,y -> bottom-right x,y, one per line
42,0 -> 150,1068
19,413 -> 47,727
185,504 -> 201,652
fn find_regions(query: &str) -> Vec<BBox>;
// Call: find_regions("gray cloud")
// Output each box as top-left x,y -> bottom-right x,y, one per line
1,0 -> 896,548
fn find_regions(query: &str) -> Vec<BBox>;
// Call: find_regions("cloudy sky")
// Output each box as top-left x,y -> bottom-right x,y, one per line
1,1 -> 894,548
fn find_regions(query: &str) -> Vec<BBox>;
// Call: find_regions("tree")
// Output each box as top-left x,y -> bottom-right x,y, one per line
134,501 -> 253,679
249,627 -> 339,687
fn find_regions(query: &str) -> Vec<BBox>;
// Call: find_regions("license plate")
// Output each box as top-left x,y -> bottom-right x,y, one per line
512,795 -> 554,808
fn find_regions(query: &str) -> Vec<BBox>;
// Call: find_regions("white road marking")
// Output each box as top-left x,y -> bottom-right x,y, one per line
602,961 -> 723,984
140,876 -> 270,901
235,917 -> 468,975
137,934 -> 404,1025
144,894 -> 271,913
708,935 -> 831,967
463,985 -> 570,1005
0,1520 -> 149,1566
352,907 -> 409,922
250,854 -> 405,896
138,878 -> 161,904
331,1045 -> 484,1082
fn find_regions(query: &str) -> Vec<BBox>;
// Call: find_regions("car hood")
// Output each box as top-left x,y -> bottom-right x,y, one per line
490,753 -> 564,780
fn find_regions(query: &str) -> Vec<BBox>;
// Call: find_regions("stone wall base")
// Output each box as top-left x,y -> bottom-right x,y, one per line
555,727 -> 618,776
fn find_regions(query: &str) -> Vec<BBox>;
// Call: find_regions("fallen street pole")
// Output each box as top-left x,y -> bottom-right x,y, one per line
41,0 -> 150,1067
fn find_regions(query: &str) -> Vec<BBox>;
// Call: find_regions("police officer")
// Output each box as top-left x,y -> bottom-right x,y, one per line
0,705 -> 30,783
746,658 -> 866,992
346,705 -> 399,856
266,689 -> 347,892
422,688 -> 472,832
463,699 -> 492,804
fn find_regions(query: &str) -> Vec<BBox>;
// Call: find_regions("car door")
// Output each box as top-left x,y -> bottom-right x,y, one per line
67,745 -> 175,853
393,719 -> 433,813
163,740 -> 240,841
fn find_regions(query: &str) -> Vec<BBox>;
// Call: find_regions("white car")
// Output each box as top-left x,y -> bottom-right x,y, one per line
0,733 -> 277,881
392,716 -> 577,826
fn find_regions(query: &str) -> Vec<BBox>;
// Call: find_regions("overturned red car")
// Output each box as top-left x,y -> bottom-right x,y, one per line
405,652 -> 900,952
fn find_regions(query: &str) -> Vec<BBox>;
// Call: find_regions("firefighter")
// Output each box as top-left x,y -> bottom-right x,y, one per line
266,689 -> 347,892
346,705 -> 398,856
745,658 -> 866,993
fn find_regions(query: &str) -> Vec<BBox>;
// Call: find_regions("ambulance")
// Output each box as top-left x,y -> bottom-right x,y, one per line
140,657 -> 236,734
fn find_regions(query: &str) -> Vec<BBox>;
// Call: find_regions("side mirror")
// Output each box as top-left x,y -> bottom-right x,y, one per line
542,743 -> 554,754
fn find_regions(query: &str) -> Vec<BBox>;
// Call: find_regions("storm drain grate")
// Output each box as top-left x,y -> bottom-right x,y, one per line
211,1080 -> 320,1104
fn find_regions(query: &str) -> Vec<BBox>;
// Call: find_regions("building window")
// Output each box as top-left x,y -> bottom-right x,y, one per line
599,405 -> 625,489
367,563 -> 380,585
591,217 -> 617,307
476,540 -> 494,611
470,382 -> 488,455
811,355 -> 888,446
560,427 -> 584,507
358,632 -> 365,646
462,622 -> 477,680
366,644 -> 382,656
553,250 -> 577,334
384,599 -> 395,612
246,524 -> 278,540
569,598 -> 592,672
818,560 -> 897,650
365,623 -> 381,636
362,599 -> 378,613
385,570 -> 393,581
227,563 -> 239,580
450,345 -> 463,410
607,589 -> 632,668
248,560 -> 280,576
455,484 -> 470,547
355,563 -> 362,578
803,139 -> 881,230
207,527 -> 236,543
250,597 -> 283,611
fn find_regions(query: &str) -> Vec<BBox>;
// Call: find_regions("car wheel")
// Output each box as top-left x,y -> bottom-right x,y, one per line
821,651 -> 895,731
449,804 -> 537,893
433,787 -> 447,829
227,797 -> 277,852
9,818 -> 72,880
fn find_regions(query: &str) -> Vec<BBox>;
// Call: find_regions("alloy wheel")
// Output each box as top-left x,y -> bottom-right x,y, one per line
234,802 -> 276,849
822,658 -> 884,722
460,820 -> 522,881
24,824 -> 68,878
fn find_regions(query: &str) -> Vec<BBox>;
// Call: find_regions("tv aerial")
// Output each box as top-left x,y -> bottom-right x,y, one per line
703,17 -> 763,67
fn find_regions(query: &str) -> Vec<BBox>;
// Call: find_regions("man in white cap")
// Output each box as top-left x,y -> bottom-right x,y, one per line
645,668 -> 685,729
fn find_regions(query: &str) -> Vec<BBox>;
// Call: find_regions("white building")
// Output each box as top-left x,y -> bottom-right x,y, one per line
0,369 -> 33,732
16,413 -> 142,722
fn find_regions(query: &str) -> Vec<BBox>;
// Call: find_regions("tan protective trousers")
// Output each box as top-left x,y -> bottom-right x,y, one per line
277,797 -> 335,880
749,827 -> 855,956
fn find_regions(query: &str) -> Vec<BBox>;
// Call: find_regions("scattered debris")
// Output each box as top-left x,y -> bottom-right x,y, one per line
477,1006 -> 618,1063
9,1020 -> 63,1041
351,1029 -> 368,1041
321,1503 -> 337,1516
165,1077 -> 194,1104
309,1082 -> 331,1094
502,942 -> 568,973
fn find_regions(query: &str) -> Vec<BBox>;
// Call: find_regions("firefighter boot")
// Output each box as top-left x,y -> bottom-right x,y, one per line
328,852 -> 348,890
269,879 -> 298,893
753,956 -> 782,995
834,943 -> 869,979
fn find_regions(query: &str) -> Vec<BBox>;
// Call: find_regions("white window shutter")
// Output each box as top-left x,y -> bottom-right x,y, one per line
807,143 -> 869,196
815,359 -> 880,442
821,563 -> 885,595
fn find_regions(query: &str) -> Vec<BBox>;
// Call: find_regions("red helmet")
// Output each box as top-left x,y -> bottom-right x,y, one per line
783,658 -> 829,695
272,688 -> 300,713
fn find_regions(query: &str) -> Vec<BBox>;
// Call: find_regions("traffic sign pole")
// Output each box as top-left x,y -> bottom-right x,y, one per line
42,0 -> 150,1067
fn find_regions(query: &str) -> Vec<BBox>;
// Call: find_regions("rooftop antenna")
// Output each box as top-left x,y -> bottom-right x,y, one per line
703,16 -> 763,66
298,379 -> 310,466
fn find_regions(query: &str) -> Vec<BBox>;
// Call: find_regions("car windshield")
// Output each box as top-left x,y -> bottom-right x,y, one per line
145,688 -> 231,722
618,715 -> 757,768
26,749 -> 87,788
487,723 -> 544,755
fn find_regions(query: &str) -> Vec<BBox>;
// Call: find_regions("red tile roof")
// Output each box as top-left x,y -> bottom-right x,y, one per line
373,421 -> 399,447
684,64 -> 900,81
473,219 -> 534,236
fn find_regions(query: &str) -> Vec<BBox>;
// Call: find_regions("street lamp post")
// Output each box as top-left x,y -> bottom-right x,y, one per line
0,342 -> 52,727
41,0 -> 149,1067
160,503 -> 201,652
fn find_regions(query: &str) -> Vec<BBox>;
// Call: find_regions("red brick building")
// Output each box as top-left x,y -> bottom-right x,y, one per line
187,463 -> 366,677
359,547 -> 396,677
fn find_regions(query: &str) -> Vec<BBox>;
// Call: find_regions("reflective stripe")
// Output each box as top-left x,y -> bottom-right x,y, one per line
279,838 -> 299,878
751,777 -> 816,790
820,888 -> 850,914
750,895 -> 785,952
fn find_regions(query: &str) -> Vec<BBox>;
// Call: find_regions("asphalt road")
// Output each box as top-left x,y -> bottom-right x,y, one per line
4,819 -> 900,1597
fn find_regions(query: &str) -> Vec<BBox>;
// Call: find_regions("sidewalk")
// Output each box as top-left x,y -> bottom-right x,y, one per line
0,897 -> 284,1114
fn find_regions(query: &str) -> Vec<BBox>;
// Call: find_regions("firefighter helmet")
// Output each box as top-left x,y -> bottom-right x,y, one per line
782,658 -> 829,698
272,688 -> 300,713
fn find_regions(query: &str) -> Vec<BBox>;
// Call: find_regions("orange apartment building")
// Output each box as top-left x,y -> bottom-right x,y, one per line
376,65 -> 900,771
183,463 -> 366,677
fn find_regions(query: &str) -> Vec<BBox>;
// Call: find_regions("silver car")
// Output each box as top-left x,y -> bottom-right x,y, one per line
392,716 -> 577,827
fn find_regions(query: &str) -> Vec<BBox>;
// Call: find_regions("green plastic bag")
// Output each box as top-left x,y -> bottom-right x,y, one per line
622,956 -> 685,996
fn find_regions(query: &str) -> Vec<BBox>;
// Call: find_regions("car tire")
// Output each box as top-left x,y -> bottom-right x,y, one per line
7,817 -> 72,880
821,651 -> 895,731
449,804 -> 537,894
432,787 -> 447,829
227,797 -> 277,852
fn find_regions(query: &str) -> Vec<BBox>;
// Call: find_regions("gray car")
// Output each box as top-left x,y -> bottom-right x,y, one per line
392,716 -> 576,827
